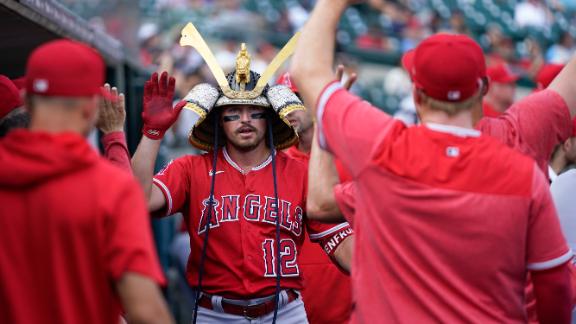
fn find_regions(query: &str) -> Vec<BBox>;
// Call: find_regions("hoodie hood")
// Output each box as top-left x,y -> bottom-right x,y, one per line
0,130 -> 98,187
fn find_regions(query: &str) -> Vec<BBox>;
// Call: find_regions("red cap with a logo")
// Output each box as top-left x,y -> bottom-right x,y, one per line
535,64 -> 563,90
402,34 -> 486,102
487,63 -> 518,84
0,75 -> 23,119
25,39 -> 105,97
276,72 -> 299,93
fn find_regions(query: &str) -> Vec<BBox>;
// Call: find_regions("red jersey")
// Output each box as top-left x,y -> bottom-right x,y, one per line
284,145 -> 353,324
334,182 -> 356,227
482,101 -> 502,117
317,82 -> 572,323
0,130 -> 164,324
477,89 -> 573,178
153,147 -> 345,298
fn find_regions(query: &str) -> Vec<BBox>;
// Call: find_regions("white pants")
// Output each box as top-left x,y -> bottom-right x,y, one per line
194,291 -> 309,324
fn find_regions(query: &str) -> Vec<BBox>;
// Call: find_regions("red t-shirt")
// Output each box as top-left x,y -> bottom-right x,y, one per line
284,145 -> 353,324
153,147 -> 348,298
317,83 -> 572,323
0,130 -> 164,324
477,89 -> 572,179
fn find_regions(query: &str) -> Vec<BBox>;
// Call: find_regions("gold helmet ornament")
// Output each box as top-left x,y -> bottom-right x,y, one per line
179,22 -> 305,151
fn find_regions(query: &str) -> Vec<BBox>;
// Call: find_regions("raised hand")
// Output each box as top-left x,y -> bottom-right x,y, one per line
336,64 -> 358,90
97,83 -> 126,134
142,71 -> 184,140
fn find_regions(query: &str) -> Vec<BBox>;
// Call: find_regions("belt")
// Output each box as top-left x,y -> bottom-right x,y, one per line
197,290 -> 299,319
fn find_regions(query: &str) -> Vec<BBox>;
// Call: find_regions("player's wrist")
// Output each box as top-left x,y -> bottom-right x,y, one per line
142,125 -> 167,140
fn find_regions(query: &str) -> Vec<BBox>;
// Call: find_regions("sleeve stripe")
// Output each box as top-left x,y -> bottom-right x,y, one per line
316,81 -> 343,151
527,249 -> 574,271
153,178 -> 173,216
309,222 -> 350,240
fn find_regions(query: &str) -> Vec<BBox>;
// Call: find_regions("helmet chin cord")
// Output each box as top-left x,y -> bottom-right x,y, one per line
192,116 -> 219,324
268,114 -> 282,324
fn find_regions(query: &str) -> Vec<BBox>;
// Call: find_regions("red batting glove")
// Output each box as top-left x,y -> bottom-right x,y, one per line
142,71 -> 184,140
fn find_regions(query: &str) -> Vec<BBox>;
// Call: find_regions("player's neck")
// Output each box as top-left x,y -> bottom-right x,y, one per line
297,126 -> 313,154
550,151 -> 568,175
484,96 -> 507,113
225,142 -> 271,173
419,110 -> 474,129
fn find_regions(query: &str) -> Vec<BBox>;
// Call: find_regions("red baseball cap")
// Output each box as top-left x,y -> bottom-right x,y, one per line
402,34 -> 486,102
25,39 -> 105,97
535,64 -> 563,90
0,75 -> 23,119
487,63 -> 518,84
276,72 -> 299,93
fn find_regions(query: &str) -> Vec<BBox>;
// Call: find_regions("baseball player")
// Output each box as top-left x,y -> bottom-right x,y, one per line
482,63 -> 518,117
291,1 -> 573,323
278,72 -> 354,324
0,75 -> 27,137
131,42 -> 353,323
0,39 -> 172,324
0,72 -> 132,174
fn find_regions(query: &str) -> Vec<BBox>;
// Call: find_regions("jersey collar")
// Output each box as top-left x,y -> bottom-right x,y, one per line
425,122 -> 481,138
223,146 -> 273,174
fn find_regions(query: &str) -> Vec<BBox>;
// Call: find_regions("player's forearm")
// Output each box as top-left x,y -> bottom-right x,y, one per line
291,0 -> 348,115
333,235 -> 354,273
102,131 -> 132,173
531,263 -> 573,324
131,136 -> 162,204
307,130 -> 344,221
549,56 -> 576,119
117,273 -> 174,324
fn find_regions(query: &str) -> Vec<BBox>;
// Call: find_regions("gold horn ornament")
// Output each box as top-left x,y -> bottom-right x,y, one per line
179,22 -> 300,99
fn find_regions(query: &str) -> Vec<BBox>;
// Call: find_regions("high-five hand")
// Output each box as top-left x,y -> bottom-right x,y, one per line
142,71 -> 185,140
97,83 -> 126,134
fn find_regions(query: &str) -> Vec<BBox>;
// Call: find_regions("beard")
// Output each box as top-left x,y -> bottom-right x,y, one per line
226,129 -> 267,152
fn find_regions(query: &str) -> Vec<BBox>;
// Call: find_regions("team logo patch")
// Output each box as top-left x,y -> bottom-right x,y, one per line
33,79 -> 49,93
446,146 -> 460,157
208,170 -> 225,176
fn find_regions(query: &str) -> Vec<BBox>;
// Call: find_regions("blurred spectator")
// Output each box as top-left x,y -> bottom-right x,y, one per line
447,10 -> 471,36
251,41 -> 278,74
356,25 -> 393,50
215,35 -> 243,73
484,25 -> 517,65
535,63 -> 564,90
546,31 -> 576,64
515,0 -> 552,29
138,22 -> 162,67
287,4 -> 310,31
483,63 -> 519,117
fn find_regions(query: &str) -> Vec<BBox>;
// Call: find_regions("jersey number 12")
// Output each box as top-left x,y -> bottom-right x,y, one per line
262,239 -> 299,277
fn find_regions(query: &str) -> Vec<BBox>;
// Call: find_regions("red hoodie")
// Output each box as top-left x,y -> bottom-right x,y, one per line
0,130 -> 164,324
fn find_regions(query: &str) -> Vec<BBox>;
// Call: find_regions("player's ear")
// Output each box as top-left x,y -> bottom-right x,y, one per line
480,77 -> 490,96
413,88 -> 422,105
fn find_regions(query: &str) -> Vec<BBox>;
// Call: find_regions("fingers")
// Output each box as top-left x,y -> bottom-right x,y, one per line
144,80 -> 152,98
159,71 -> 168,97
344,72 -> 358,90
110,86 -> 126,115
167,76 -> 176,100
151,72 -> 159,96
336,64 -> 345,82
118,93 -> 126,113
100,83 -> 111,110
